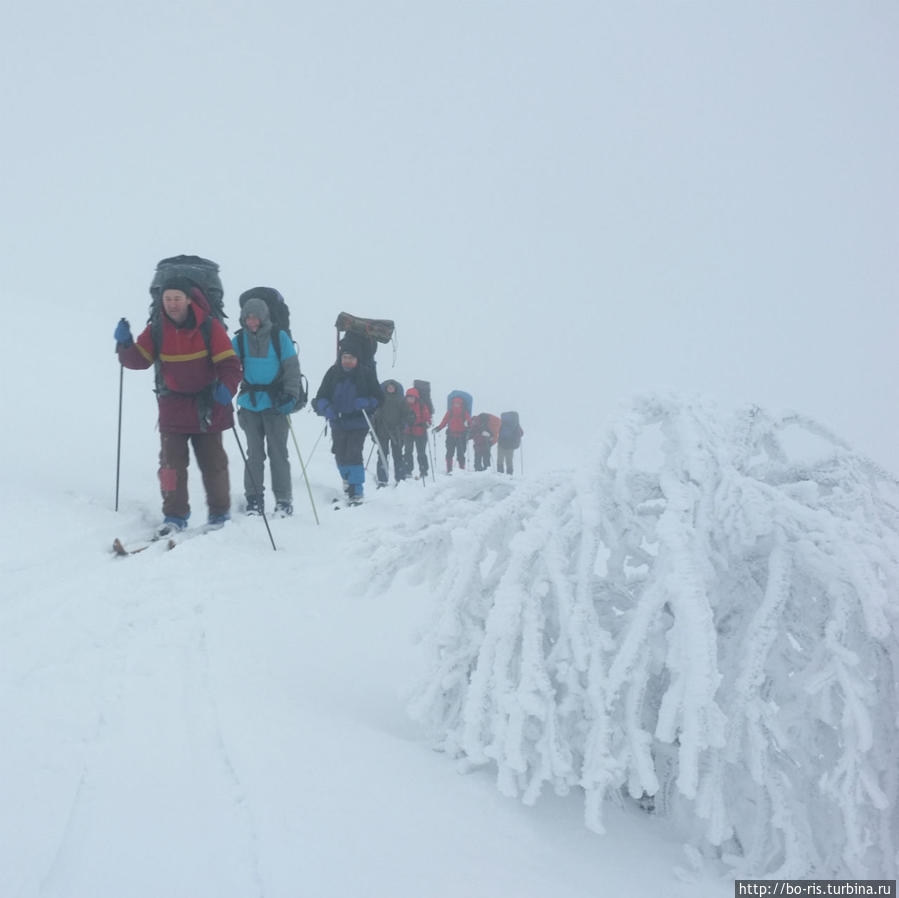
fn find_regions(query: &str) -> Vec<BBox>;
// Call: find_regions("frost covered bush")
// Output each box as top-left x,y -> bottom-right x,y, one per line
368,393 -> 899,878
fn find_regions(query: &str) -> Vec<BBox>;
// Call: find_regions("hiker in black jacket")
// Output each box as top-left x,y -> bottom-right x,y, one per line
372,379 -> 414,487
312,336 -> 382,504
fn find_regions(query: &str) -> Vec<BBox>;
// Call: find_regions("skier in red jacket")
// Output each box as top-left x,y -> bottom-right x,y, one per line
115,279 -> 242,536
434,396 -> 472,473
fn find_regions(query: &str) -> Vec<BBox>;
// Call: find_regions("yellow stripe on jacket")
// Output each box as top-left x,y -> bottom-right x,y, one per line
159,350 -> 214,362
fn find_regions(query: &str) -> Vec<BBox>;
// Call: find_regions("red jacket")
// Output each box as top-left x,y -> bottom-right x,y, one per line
436,402 -> 471,435
404,388 -> 432,436
118,294 -> 241,434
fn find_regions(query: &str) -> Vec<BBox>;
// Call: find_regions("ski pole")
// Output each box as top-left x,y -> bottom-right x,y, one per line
361,409 -> 389,476
307,423 -> 327,465
115,363 -> 124,511
287,419 -> 320,526
231,426 -> 277,551
429,430 -> 437,482
420,433 -> 426,488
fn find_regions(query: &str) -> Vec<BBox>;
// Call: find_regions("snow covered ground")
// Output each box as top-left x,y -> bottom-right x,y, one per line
1,420 -> 730,898
2,300 -> 897,896
0,307 -> 731,897
2,2 -> 896,892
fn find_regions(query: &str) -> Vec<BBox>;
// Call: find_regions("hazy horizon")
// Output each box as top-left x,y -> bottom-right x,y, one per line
3,1 -> 896,472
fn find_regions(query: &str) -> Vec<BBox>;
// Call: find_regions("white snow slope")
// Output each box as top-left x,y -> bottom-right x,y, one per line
1,314 -> 896,896
0,440 -> 725,898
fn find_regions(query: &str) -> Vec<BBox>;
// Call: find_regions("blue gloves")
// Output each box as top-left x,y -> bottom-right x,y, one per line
314,397 -> 373,419
276,398 -> 296,415
314,399 -> 336,420
213,383 -> 232,406
114,318 -> 133,347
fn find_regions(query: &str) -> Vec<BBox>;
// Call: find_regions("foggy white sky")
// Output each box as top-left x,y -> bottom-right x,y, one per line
2,1 -> 896,472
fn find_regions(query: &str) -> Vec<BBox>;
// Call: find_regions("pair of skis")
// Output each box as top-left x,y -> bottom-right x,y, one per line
112,536 -> 174,556
112,522 -> 224,557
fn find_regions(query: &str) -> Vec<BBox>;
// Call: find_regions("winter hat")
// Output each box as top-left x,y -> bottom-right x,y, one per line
240,296 -> 270,327
338,331 -> 369,361
160,277 -> 201,298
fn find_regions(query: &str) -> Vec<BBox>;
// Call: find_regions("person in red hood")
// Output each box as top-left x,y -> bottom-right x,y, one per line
402,386 -> 432,479
114,278 -> 242,537
434,395 -> 472,473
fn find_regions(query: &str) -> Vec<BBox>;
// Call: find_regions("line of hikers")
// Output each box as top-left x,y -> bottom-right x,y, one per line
114,256 -> 523,535
370,383 -> 524,487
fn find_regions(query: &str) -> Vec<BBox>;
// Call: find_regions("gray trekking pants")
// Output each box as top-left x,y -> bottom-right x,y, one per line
496,447 -> 515,474
237,407 -> 292,503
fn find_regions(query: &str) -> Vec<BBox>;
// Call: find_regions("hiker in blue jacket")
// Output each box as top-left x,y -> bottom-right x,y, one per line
312,335 -> 382,505
232,296 -> 303,516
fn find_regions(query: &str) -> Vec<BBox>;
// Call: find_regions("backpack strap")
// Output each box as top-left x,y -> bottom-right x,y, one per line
272,326 -> 283,363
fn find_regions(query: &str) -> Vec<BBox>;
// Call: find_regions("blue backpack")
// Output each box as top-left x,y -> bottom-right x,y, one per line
447,390 -> 473,416
498,411 -> 521,449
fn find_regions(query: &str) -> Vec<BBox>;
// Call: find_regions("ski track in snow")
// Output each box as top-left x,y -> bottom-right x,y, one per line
26,560 -> 265,898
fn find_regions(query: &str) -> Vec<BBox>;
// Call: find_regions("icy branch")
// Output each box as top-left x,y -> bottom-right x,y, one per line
373,392 -> 899,878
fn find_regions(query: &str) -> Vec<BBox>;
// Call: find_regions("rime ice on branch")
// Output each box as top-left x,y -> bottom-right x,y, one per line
369,393 -> 899,878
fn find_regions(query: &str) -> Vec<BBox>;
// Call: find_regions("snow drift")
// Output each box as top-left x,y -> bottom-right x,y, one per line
369,392 -> 899,878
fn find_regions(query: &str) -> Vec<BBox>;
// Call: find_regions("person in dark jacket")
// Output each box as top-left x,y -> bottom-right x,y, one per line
402,386 -> 432,479
114,278 -> 242,536
312,338 -> 382,505
232,295 -> 303,517
496,413 -> 524,475
372,379 -> 413,487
